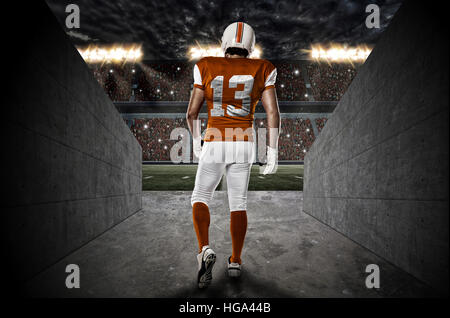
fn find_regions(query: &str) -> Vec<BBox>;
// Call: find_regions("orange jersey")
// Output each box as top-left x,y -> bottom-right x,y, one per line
193,57 -> 277,142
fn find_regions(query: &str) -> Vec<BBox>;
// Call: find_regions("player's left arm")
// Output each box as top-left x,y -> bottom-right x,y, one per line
259,61 -> 280,174
186,87 -> 205,157
261,87 -> 280,148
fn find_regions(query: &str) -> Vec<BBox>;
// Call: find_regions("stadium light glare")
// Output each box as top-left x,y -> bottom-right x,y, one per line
305,44 -> 372,64
188,44 -> 262,60
77,44 -> 143,64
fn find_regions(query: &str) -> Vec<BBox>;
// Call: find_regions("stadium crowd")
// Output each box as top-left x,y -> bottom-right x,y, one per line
134,62 -> 192,101
91,64 -> 134,101
273,61 -> 308,101
89,61 -> 356,102
306,63 -> 357,101
125,117 -> 327,162
315,117 -> 328,133
93,60 -> 340,162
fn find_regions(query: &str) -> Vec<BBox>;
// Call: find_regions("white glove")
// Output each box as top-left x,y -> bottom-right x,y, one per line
263,146 -> 278,175
193,136 -> 202,159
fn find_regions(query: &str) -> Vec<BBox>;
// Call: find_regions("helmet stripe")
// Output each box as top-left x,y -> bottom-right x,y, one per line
235,22 -> 244,43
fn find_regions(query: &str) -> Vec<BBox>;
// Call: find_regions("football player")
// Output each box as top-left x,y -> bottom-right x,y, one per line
186,22 -> 280,288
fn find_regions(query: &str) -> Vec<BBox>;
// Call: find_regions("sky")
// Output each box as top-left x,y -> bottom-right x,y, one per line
46,0 -> 403,60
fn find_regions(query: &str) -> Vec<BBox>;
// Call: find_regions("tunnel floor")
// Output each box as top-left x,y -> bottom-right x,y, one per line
25,191 -> 435,297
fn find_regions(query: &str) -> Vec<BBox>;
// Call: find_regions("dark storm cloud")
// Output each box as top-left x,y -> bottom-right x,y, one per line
46,0 -> 403,60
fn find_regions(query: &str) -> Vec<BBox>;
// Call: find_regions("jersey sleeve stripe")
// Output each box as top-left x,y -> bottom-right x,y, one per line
265,68 -> 277,87
193,64 -> 204,89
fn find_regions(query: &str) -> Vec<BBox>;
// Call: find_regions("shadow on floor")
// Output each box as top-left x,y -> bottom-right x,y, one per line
170,269 -> 296,298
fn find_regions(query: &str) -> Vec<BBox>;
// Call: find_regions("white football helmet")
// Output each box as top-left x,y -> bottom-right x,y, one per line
221,22 -> 255,55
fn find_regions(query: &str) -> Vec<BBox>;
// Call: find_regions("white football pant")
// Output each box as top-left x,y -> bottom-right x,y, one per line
191,141 -> 255,212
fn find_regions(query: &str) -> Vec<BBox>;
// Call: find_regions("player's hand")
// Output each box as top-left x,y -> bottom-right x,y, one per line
263,146 -> 278,175
193,136 -> 203,158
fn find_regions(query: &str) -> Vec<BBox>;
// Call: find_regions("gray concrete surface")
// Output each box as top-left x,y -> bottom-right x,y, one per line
25,191 -> 436,298
303,1 -> 449,293
3,1 -> 142,284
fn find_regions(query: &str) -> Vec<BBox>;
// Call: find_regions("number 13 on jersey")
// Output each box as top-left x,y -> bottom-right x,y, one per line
210,75 -> 254,117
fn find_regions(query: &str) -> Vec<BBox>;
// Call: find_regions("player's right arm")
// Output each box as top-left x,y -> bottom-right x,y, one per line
186,86 -> 204,138
186,87 -> 205,158
261,86 -> 280,174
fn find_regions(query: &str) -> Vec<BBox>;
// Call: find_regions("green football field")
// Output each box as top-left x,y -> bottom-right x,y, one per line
142,164 -> 303,191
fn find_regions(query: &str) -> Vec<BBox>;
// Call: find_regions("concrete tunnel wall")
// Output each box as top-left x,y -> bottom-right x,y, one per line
303,1 -> 449,293
2,1 -> 142,285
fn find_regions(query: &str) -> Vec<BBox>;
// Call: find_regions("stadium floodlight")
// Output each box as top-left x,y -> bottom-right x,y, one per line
77,44 -> 143,64
188,44 -> 261,60
305,44 -> 372,64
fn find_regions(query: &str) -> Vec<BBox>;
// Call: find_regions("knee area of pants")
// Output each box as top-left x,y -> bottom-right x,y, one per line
229,204 -> 247,211
191,198 -> 210,208
191,190 -> 213,205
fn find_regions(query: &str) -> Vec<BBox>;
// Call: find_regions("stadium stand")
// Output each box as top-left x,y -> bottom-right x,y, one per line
124,116 -> 327,162
315,117 -> 328,133
91,64 -> 134,101
272,61 -> 308,101
88,61 -> 357,102
135,62 -> 192,101
306,63 -> 357,101
90,60 -> 346,163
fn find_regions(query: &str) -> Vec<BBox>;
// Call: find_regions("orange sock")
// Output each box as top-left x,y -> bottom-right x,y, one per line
230,210 -> 247,264
192,202 -> 210,253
